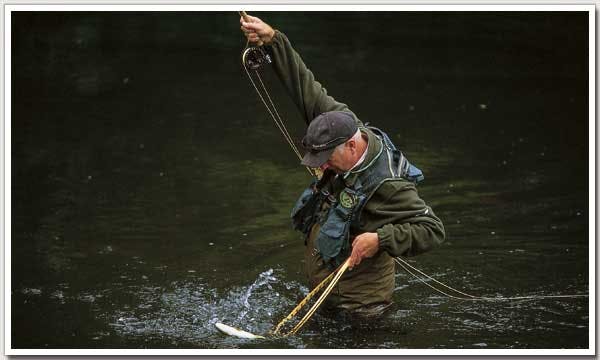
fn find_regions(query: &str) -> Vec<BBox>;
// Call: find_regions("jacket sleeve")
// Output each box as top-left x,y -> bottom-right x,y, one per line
363,181 -> 445,257
267,30 -> 361,126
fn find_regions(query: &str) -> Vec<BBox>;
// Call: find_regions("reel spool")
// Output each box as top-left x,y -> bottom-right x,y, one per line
242,46 -> 272,70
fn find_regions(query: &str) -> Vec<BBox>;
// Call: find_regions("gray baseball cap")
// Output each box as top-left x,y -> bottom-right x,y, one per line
301,111 -> 358,167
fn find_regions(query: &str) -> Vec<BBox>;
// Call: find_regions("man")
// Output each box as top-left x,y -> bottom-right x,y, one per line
241,15 -> 445,318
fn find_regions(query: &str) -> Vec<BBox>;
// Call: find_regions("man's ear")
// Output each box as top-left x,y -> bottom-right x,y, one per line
347,138 -> 357,152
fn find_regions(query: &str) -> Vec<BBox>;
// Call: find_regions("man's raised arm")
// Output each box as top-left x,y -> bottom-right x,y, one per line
241,15 -> 360,126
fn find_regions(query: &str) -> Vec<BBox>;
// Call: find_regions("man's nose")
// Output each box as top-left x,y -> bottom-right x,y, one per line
319,162 -> 330,171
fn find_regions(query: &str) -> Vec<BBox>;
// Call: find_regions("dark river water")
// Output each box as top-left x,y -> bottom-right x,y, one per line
11,11 -> 589,350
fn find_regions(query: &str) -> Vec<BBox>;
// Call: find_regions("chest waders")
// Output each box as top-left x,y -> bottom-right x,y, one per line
291,126 -> 424,266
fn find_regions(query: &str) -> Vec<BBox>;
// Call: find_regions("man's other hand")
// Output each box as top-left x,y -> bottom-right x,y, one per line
349,232 -> 380,269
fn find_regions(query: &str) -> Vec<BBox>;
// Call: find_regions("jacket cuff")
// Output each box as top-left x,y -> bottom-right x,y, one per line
376,226 -> 393,252
269,29 -> 284,47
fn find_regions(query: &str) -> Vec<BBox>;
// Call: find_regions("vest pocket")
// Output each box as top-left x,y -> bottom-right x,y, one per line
317,205 -> 352,263
291,185 -> 319,234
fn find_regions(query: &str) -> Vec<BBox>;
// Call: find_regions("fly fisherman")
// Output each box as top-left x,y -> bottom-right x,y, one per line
241,15 -> 446,318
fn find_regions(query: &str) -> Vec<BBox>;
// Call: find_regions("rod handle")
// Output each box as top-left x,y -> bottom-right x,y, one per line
238,11 -> 263,46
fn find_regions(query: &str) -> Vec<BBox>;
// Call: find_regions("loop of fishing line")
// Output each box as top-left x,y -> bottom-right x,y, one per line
394,257 -> 588,302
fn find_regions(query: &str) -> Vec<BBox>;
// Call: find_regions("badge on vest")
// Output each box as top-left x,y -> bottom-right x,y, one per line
339,190 -> 357,208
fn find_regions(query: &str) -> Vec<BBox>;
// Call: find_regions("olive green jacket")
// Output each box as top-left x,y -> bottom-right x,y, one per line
267,30 -> 445,313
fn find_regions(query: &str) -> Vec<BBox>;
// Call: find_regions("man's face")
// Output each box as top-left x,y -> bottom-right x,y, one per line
319,142 -> 354,174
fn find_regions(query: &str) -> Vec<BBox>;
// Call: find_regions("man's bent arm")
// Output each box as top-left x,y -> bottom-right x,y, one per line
365,182 -> 446,257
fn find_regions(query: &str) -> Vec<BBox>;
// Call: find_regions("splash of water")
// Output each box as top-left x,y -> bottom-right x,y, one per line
237,268 -> 276,322
105,267 -> 306,346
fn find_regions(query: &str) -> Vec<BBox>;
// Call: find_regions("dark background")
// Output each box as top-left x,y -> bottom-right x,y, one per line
10,11 -> 589,349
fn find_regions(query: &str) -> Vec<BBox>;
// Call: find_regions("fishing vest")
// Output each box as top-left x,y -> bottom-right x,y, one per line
291,127 -> 424,266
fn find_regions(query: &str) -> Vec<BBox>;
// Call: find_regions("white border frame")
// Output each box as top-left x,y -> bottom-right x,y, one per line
2,3 -> 596,356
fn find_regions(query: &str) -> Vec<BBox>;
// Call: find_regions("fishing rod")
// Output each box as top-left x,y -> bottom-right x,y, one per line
238,11 -> 317,178
227,12 -> 588,340
215,12 -> 335,340
239,11 -> 263,46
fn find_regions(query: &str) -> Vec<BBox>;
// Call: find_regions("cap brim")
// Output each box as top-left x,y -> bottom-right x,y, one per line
300,148 -> 335,168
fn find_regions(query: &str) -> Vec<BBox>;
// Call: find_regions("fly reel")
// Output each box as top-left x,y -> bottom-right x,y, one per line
242,46 -> 272,70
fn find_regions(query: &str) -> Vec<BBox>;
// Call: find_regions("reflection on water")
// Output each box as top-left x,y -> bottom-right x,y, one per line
11,11 -> 589,349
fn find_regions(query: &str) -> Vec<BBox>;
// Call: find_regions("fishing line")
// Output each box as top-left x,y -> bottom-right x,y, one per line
239,12 -> 316,178
241,52 -> 301,159
395,258 -> 475,301
394,257 -> 588,301
241,45 -> 315,178
255,70 -> 299,158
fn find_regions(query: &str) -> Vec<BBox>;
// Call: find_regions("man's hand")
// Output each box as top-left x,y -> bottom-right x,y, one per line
240,15 -> 275,45
349,232 -> 380,269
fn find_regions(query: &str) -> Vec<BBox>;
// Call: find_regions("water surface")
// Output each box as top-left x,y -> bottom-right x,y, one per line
11,11 -> 589,349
